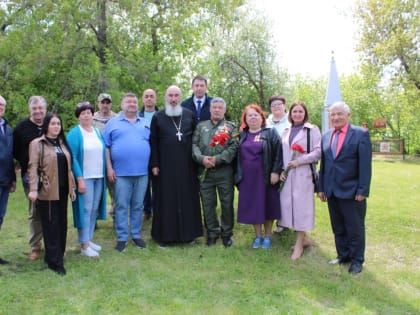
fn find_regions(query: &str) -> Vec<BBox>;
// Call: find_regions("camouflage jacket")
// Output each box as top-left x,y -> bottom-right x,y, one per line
192,119 -> 239,169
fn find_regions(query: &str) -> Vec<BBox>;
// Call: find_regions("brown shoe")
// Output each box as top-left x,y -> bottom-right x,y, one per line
29,249 -> 41,261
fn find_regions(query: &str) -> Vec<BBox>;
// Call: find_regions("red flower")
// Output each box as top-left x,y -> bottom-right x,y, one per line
291,143 -> 305,154
209,132 -> 230,147
200,126 -> 232,182
278,143 -> 306,191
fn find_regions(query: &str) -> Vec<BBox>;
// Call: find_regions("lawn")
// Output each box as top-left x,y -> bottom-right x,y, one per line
0,160 -> 419,315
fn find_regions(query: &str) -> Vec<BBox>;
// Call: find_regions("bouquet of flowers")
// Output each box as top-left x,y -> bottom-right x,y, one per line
209,131 -> 230,147
200,126 -> 231,182
278,143 -> 305,191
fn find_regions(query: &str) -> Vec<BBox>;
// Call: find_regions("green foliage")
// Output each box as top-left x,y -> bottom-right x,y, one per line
353,0 -> 420,152
340,73 -> 380,127
0,0 -> 246,127
201,8 -> 289,123
355,0 -> 419,91
0,0 -> 419,152
286,75 -> 327,128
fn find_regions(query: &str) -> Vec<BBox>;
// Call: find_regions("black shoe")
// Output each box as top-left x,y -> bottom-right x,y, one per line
157,242 -> 168,249
206,237 -> 217,247
115,241 -> 127,252
222,237 -> 233,248
0,257 -> 9,265
328,257 -> 351,265
133,238 -> 146,249
348,262 -> 363,274
49,265 -> 66,276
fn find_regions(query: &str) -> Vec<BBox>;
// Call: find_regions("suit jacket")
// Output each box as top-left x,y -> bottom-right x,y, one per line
181,94 -> 212,122
0,118 -> 16,187
319,124 -> 372,199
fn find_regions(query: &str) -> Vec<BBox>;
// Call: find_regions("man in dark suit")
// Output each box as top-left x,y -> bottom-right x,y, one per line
318,101 -> 372,275
181,75 -> 212,122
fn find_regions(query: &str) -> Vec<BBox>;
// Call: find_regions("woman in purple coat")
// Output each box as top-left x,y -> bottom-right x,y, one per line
279,102 -> 321,260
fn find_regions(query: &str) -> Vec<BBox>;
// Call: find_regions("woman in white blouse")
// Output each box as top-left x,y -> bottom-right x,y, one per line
67,102 -> 107,257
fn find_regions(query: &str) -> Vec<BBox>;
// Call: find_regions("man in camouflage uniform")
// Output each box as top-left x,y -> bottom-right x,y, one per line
192,97 -> 238,247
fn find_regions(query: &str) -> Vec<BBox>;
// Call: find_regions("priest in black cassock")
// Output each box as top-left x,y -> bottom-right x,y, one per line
150,85 -> 203,247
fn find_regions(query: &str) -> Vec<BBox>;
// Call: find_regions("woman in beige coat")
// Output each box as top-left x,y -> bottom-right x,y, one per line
28,114 -> 75,275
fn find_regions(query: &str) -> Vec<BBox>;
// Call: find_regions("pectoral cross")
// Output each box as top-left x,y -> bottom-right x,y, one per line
176,131 -> 183,141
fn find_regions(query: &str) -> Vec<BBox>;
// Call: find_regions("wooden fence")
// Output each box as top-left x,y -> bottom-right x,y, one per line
371,139 -> 405,160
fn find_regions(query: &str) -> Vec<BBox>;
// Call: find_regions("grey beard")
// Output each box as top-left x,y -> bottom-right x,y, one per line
165,103 -> 182,117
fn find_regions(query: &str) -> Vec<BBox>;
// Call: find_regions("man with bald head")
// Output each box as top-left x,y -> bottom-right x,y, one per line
140,89 -> 158,121
150,86 -> 202,247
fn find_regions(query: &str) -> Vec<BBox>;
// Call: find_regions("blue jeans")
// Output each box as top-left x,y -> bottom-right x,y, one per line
78,178 -> 103,244
114,175 -> 148,241
0,186 -> 11,229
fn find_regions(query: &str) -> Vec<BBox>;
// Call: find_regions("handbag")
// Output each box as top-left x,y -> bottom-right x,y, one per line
307,129 -> 319,193
37,141 -> 44,191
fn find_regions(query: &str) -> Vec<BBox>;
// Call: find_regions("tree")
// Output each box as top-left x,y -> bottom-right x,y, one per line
198,7 -> 289,123
286,75 -> 326,128
0,0 -> 245,128
353,0 -> 420,153
354,0 -> 419,90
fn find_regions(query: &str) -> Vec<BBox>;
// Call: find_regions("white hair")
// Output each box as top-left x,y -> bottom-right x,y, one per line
211,97 -> 226,109
165,103 -> 182,117
0,95 -> 6,105
329,101 -> 350,113
165,85 -> 183,99
28,95 -> 47,109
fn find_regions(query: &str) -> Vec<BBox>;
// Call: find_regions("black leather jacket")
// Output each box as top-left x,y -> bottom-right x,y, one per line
235,127 -> 283,185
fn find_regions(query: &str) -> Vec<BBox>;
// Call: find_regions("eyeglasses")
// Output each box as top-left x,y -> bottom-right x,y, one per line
271,102 -> 284,107
100,100 -> 111,104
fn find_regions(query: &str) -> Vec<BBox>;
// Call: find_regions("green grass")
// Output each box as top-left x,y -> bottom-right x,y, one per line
0,160 -> 419,315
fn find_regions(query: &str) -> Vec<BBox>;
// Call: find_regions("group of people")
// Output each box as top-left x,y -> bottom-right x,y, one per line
0,75 -> 372,276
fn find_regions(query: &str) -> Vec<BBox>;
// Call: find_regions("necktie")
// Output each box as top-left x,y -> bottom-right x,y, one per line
331,129 -> 341,158
196,100 -> 202,120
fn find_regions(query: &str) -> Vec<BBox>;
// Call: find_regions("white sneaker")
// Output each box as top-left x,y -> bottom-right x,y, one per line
274,226 -> 284,233
81,247 -> 99,257
89,241 -> 102,251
